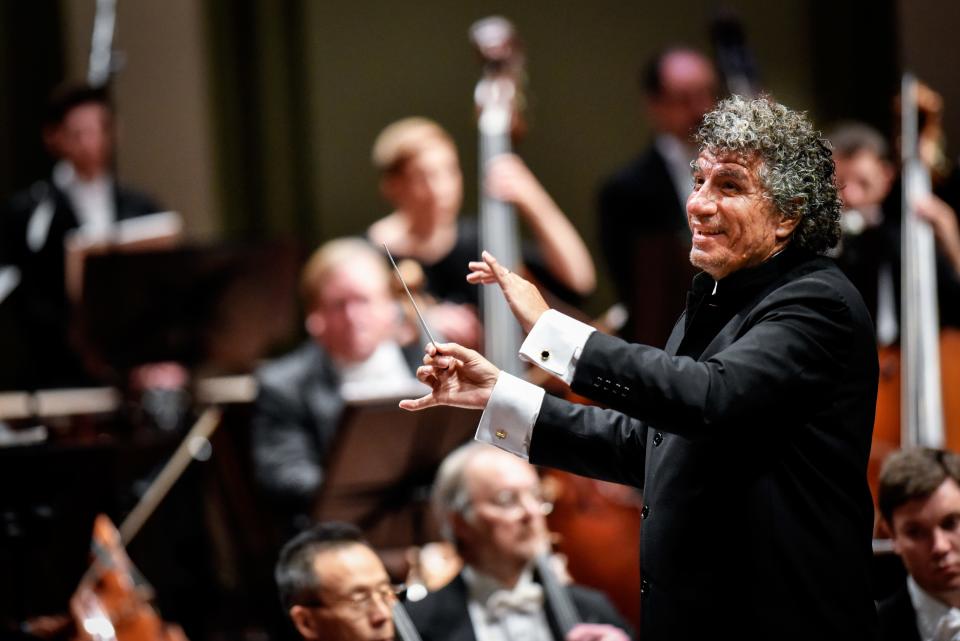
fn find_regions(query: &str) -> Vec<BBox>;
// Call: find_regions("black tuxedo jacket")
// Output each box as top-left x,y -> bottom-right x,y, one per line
405,571 -> 631,641
0,179 -> 159,387
529,247 -> 879,641
597,146 -> 697,346
877,585 -> 922,641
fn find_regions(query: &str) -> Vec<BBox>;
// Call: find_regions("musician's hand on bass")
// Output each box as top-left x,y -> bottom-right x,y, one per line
467,251 -> 549,333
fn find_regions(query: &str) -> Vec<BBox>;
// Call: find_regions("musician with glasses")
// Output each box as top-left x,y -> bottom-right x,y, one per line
276,522 -> 404,641
406,442 -> 631,641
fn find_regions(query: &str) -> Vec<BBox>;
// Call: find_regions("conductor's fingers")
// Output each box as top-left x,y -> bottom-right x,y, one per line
481,251 -> 511,286
399,393 -> 436,412
467,261 -> 496,284
422,353 -> 456,370
466,271 -> 497,285
433,341 -> 481,364
468,260 -> 494,274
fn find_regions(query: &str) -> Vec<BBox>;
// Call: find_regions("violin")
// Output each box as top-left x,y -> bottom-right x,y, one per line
70,516 -> 186,641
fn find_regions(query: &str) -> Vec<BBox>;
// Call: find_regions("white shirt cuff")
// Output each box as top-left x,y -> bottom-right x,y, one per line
475,372 -> 545,459
519,309 -> 596,384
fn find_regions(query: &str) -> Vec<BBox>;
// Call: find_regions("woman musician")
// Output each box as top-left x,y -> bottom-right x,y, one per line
366,117 -> 596,350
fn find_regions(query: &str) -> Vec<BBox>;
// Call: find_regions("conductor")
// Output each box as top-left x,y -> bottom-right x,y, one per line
401,96 -> 878,641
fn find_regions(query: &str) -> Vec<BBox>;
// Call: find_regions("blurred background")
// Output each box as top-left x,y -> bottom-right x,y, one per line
4,0 -> 957,314
2,1 -> 960,640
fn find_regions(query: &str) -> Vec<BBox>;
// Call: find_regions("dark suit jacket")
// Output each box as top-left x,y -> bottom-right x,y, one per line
597,146 -> 697,346
529,247 -> 879,641
250,339 -> 424,532
0,178 -> 160,388
877,585 -> 922,641
835,183 -> 960,331
406,571 -> 632,641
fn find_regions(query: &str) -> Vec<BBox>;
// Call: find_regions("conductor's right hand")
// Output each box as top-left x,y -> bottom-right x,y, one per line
399,342 -> 500,412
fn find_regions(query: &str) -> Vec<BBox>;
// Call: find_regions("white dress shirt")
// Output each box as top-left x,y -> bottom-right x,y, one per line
53,161 -> 117,242
476,310 -> 595,457
336,340 -> 426,401
463,565 -> 552,641
908,577 -> 960,641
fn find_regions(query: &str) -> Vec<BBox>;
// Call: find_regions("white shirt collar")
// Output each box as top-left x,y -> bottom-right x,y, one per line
462,564 -> 536,604
908,576 -> 960,641
53,160 -> 116,240
336,340 -> 424,401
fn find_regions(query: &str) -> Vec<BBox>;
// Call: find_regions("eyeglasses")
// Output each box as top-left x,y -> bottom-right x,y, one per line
480,488 -> 554,517
300,583 -> 401,617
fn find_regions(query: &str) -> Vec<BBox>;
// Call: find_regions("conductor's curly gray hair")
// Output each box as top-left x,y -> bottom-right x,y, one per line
695,95 -> 842,255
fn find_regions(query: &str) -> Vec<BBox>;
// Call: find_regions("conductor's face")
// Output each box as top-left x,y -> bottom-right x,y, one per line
687,150 -> 797,280
891,478 -> 960,597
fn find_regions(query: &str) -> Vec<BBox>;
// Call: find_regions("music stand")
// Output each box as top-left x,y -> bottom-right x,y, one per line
312,397 -> 481,549
79,241 -> 301,374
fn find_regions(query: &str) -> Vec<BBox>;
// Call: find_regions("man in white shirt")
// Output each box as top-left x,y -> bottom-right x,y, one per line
400,96 -> 878,641
0,84 -> 160,387
877,448 -> 960,641
405,442 -> 631,641
251,238 -> 428,534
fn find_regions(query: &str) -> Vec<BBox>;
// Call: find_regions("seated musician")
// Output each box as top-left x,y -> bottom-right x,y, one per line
250,238 -> 427,533
829,122 -> 960,341
406,442 -> 632,641
367,117 -> 595,348
877,448 -> 960,641
276,521 -> 401,641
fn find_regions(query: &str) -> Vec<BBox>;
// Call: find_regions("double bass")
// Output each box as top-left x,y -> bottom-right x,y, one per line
470,15 -> 526,377
469,16 -> 642,628
869,76 -> 960,497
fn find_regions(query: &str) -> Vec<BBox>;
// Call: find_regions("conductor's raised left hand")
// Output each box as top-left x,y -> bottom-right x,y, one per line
399,342 -> 500,411
467,251 -> 550,333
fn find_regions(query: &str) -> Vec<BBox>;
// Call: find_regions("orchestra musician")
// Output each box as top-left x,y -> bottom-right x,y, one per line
367,117 -> 595,348
400,96 -> 879,641
877,448 -> 960,641
406,442 -> 632,641
0,84 -> 162,388
596,47 -> 717,345
829,121 -> 960,342
276,522 -> 401,641
250,238 -> 429,534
